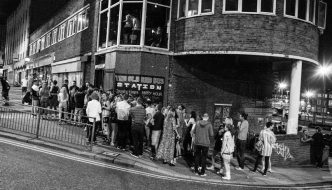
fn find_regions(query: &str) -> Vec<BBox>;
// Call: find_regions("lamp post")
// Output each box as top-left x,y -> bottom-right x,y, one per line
316,65 -> 330,125
305,90 -> 314,122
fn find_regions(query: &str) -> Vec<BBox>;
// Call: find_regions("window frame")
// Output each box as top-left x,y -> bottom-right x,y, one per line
222,0 -> 276,15
177,0 -> 215,19
52,28 -> 58,45
284,0 -> 317,24
317,0 -> 327,29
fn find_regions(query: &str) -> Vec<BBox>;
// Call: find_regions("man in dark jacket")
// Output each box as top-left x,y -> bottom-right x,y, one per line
1,77 -> 10,106
310,127 -> 325,168
150,104 -> 164,160
193,113 -> 214,176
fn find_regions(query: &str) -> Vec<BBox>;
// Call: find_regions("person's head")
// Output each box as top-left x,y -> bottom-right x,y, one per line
225,117 -> 233,125
72,81 -> 76,86
190,111 -> 196,119
33,80 -> 38,85
225,124 -> 232,132
202,113 -> 209,121
101,92 -> 107,100
53,80 -> 57,86
167,108 -> 176,118
265,121 -> 273,129
123,94 -> 129,101
303,129 -> 308,134
146,99 -> 152,106
64,79 -> 68,85
78,87 -> 83,93
25,76 -> 28,79
42,81 -> 48,88
136,97 -> 143,105
316,127 -> 322,133
156,104 -> 162,112
91,92 -> 99,101
240,112 -> 248,121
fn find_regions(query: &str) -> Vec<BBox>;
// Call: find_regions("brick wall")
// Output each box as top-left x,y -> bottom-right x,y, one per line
171,0 -> 319,62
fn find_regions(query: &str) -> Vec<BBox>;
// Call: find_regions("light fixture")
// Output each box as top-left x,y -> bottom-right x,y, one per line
305,90 -> 314,98
278,82 -> 287,90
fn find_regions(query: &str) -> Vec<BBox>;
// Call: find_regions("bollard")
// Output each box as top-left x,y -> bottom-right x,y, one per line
91,118 -> 96,146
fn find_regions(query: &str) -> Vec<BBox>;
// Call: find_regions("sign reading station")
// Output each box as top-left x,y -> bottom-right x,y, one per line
115,74 -> 165,104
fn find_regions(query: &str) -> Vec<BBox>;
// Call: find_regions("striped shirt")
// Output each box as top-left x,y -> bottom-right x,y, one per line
129,105 -> 146,125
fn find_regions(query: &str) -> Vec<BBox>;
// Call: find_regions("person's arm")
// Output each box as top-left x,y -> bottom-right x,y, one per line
98,102 -> 102,114
221,132 -> 228,154
209,123 -> 214,138
190,123 -> 196,137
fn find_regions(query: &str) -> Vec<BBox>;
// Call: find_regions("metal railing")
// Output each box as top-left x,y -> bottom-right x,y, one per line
0,105 -> 97,148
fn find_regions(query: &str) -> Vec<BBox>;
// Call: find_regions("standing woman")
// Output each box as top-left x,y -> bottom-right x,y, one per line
221,124 -> 235,180
49,80 -> 59,116
252,122 -> 276,176
39,81 -> 50,118
110,95 -> 118,146
183,111 -> 197,155
101,92 -> 111,144
156,108 -> 177,166
58,87 -> 69,124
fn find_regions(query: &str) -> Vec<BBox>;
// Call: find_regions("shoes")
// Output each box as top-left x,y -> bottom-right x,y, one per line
222,176 -> 231,180
206,166 -> 215,171
194,172 -> 199,176
262,173 -> 267,176
110,143 -> 115,146
235,167 -> 243,171
199,173 -> 207,177
268,170 -> 272,173
169,163 -> 175,167
217,169 -> 223,175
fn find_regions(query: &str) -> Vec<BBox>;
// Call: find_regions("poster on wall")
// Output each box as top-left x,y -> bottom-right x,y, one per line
213,103 -> 232,129
115,74 -> 165,104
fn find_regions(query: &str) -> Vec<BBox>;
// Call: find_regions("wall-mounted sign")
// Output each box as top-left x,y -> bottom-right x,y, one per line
115,74 -> 165,104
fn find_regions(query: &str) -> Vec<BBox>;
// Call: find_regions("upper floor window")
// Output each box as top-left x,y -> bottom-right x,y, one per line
178,0 -> 214,18
223,0 -> 276,14
52,28 -> 58,45
46,33 -> 51,48
318,1 -> 327,29
58,23 -> 66,41
284,0 -> 316,24
40,36 -> 45,50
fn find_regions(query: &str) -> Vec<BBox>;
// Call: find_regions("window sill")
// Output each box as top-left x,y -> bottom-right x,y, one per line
176,12 -> 214,21
96,45 -> 170,55
283,15 -> 316,26
222,11 -> 276,16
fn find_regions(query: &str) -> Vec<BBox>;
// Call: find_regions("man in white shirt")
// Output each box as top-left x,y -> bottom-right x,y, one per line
86,92 -> 102,143
116,94 -> 131,149
21,76 -> 28,96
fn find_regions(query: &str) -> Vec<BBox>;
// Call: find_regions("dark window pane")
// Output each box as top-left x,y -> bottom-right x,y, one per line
111,0 -> 119,5
318,1 -> 327,29
121,3 -> 143,45
202,0 -> 213,13
188,0 -> 198,16
285,0 -> 296,16
242,0 -> 257,12
298,0 -> 307,20
108,5 -> 119,47
308,0 -> 315,22
178,0 -> 186,17
225,0 -> 238,11
98,12 -> 108,48
101,0 -> 109,10
148,0 -> 170,6
145,3 -> 170,48
261,0 -> 274,13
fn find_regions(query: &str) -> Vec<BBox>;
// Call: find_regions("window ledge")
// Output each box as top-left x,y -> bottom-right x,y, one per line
283,15 -> 316,26
96,45 -> 170,55
222,11 -> 276,16
176,12 -> 214,21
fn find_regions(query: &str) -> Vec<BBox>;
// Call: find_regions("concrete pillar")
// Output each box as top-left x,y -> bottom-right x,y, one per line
287,60 -> 302,135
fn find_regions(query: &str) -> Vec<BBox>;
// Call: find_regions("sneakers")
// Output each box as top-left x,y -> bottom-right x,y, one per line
262,173 -> 267,176
222,176 -> 231,180
235,167 -> 243,171
199,173 -> 207,177
206,166 -> 215,171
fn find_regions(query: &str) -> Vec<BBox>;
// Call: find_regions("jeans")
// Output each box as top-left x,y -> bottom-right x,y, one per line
117,120 -> 129,149
87,121 -> 100,142
183,128 -> 192,154
74,108 -> 83,122
111,123 -> 118,145
59,102 -> 68,121
194,145 -> 209,174
222,154 -> 232,178
132,124 -> 145,156
254,154 -> 270,174
236,139 -> 246,169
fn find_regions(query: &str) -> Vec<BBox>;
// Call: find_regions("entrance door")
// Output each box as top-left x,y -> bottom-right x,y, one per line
95,70 -> 104,89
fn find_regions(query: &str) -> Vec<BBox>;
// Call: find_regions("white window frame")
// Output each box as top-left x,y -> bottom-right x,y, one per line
46,33 -> 51,48
284,0 -> 316,24
222,0 -> 276,15
29,44 -> 33,56
318,1 -> 327,29
177,0 -> 215,19
77,12 -> 83,32
52,28 -> 58,45
40,36 -> 45,50
67,18 -> 74,37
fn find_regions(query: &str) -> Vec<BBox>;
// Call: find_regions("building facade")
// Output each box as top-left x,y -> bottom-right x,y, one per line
0,24 -> 6,69
4,0 -> 30,84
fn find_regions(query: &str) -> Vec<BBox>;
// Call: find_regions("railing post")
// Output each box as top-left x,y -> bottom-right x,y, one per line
36,107 -> 41,138
91,118 -> 96,145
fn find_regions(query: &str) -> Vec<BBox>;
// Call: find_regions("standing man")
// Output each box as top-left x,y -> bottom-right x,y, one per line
1,77 -> 10,106
145,99 -> 155,147
309,127 -> 325,168
150,104 -> 164,160
116,94 -> 131,150
86,92 -> 102,144
21,76 -> 28,96
235,112 -> 249,171
129,97 -> 146,158
192,113 -> 214,176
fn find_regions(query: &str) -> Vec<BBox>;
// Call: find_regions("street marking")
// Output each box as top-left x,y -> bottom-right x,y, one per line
0,137 -> 331,189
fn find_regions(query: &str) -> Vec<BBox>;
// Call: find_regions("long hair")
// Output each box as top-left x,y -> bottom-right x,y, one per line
190,111 -> 197,121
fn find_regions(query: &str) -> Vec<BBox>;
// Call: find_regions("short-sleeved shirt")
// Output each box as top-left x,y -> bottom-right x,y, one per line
130,105 -> 146,125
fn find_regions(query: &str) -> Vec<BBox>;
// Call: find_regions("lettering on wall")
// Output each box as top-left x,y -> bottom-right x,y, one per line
273,143 -> 294,161
115,74 -> 165,104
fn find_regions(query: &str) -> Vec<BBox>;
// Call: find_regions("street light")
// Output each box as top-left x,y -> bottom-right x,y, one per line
316,64 -> 331,125
278,82 -> 287,100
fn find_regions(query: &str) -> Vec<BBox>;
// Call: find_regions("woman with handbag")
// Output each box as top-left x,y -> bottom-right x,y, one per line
221,124 -> 235,180
252,121 -> 276,176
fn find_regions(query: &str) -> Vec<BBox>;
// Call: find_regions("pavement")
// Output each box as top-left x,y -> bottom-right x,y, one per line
1,87 -> 332,188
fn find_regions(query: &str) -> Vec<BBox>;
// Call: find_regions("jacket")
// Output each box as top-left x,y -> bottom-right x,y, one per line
259,128 -> 276,157
193,120 -> 214,147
